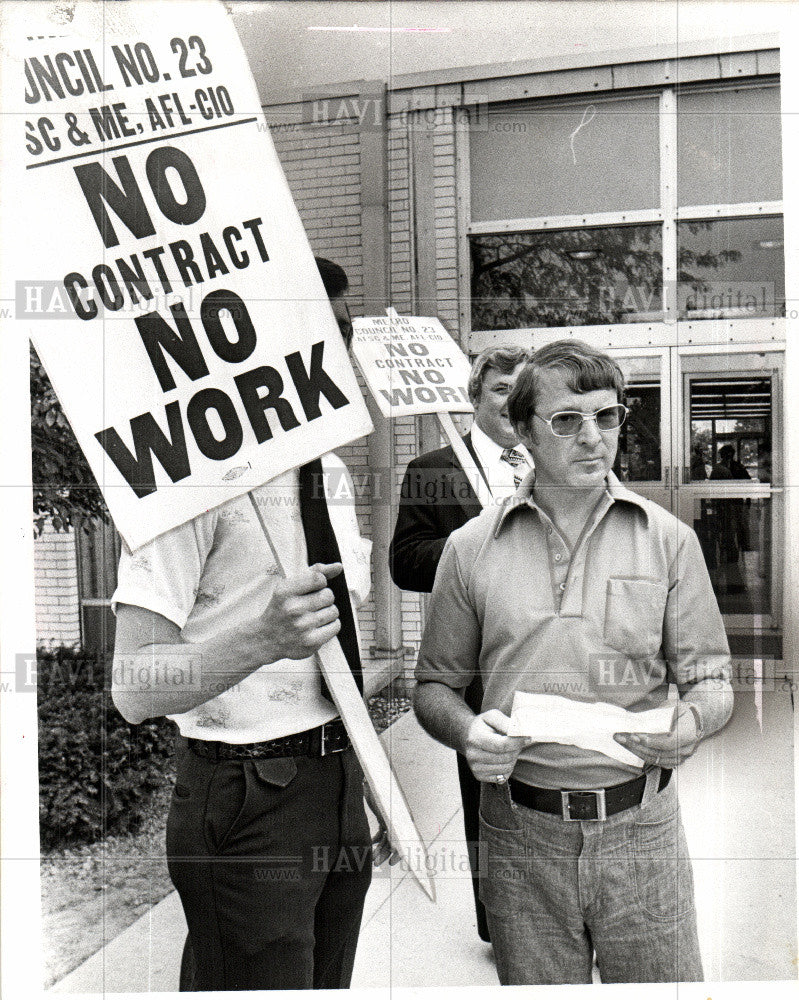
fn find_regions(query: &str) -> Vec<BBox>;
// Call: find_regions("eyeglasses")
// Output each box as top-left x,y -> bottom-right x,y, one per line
533,404 -> 629,438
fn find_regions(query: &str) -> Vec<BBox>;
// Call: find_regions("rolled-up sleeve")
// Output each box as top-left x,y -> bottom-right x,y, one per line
663,526 -> 734,737
112,513 -> 215,629
415,537 -> 481,691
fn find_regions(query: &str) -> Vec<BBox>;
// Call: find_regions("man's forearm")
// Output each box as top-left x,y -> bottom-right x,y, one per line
113,619 -> 273,724
413,680 -> 475,754
681,677 -> 734,740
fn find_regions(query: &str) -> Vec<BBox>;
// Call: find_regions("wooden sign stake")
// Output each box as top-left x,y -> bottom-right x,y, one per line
248,493 -> 436,902
437,412 -> 492,509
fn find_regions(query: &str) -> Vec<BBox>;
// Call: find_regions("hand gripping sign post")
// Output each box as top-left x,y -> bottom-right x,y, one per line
5,0 -> 433,914
352,309 -> 495,507
248,497 -> 434,902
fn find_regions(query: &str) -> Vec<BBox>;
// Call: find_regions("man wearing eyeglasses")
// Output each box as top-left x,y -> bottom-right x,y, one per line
413,339 -> 733,985
390,344 -> 529,944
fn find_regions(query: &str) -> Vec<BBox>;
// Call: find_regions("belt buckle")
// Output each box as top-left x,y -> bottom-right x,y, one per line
320,721 -> 345,756
560,788 -> 607,822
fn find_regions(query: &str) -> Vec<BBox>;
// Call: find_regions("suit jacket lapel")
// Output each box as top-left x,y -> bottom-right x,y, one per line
463,432 -> 489,488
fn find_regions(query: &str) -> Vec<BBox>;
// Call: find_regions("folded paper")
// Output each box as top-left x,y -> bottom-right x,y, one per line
508,692 -> 677,767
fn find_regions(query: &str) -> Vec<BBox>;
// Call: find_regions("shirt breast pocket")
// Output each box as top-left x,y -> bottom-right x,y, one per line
604,578 -> 668,658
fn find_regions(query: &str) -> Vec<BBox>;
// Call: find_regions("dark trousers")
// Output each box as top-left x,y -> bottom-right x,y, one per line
459,673 -> 490,942
166,738 -> 372,991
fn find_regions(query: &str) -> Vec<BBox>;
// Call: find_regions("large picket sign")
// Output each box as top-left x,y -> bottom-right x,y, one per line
16,0 -> 372,551
7,0 -> 435,905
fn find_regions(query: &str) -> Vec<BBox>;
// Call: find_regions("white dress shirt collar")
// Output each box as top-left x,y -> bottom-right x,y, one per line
469,422 -> 531,501
469,421 -> 506,470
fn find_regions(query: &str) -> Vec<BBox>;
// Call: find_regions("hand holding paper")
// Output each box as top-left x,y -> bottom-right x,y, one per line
508,692 -> 677,768
613,700 -> 702,768
464,709 -> 531,783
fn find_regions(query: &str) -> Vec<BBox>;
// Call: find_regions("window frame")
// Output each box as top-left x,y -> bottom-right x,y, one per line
464,78 -> 785,353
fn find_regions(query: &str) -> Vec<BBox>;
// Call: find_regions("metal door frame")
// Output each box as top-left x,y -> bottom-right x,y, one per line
675,344 -> 784,631
607,347 -> 673,513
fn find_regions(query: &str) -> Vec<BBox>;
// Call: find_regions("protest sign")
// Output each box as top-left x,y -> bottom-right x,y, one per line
13,0 -> 372,551
352,313 -> 473,418
353,311 -> 495,507
6,0 -> 433,911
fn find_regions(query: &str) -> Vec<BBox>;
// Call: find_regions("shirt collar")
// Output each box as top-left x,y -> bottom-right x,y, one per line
495,469 -> 650,537
469,421 -> 506,467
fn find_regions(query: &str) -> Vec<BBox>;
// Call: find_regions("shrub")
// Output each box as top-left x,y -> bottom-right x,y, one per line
31,347 -> 108,537
37,646 -> 174,850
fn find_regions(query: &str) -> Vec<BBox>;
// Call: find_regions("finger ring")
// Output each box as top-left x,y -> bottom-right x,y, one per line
495,774 -> 506,784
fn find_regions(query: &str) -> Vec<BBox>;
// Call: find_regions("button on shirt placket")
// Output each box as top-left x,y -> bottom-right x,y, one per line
540,495 -> 614,616
543,520 -> 570,611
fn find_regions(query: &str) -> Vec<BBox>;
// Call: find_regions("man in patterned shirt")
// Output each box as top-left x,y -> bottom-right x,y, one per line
112,259 -> 385,992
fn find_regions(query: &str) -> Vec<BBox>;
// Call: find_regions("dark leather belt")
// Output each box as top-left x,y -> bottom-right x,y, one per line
509,768 -> 672,821
187,718 -> 350,761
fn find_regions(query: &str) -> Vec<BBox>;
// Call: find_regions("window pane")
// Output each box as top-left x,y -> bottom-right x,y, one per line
688,372 -> 774,615
470,96 -> 660,221
692,497 -> 771,615
615,381 -> 662,482
678,216 -> 784,319
471,225 -> 662,330
689,375 -> 772,483
677,86 -> 782,206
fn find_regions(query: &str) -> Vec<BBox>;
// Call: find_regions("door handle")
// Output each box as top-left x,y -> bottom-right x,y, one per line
664,466 -> 670,489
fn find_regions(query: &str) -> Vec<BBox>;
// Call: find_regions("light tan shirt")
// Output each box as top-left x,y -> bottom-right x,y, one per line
416,472 -> 733,789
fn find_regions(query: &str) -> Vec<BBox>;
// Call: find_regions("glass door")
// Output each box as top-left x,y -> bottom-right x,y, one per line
610,349 -> 672,514
609,346 -> 783,634
675,350 -> 783,631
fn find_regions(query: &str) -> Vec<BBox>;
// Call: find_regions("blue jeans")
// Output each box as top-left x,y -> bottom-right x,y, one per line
478,771 -> 703,984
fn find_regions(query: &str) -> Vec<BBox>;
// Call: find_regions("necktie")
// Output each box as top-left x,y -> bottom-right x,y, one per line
298,458 -> 363,697
500,447 -> 526,488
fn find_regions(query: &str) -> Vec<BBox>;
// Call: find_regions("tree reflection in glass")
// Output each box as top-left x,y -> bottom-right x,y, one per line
615,381 -> 661,482
470,224 -> 662,330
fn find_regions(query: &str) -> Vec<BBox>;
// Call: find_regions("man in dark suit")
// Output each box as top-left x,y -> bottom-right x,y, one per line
389,344 -> 529,942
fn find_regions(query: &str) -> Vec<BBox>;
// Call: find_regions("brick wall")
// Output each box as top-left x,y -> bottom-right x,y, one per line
431,108 -> 460,332
383,107 -> 466,668
34,524 -> 80,648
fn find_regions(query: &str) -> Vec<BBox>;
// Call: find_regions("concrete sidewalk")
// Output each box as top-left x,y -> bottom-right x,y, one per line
52,710 -> 498,993
52,687 -> 798,991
